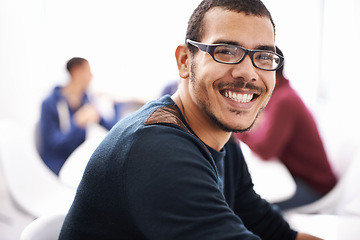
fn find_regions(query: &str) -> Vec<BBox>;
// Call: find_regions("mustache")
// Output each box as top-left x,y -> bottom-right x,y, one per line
215,80 -> 265,93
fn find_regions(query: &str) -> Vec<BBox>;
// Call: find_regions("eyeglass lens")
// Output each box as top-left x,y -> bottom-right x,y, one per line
213,45 -> 280,70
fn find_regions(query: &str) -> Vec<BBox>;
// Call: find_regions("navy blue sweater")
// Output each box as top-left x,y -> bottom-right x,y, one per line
59,95 -> 297,239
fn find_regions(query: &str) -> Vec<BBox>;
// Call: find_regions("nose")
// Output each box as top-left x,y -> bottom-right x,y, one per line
231,54 -> 259,82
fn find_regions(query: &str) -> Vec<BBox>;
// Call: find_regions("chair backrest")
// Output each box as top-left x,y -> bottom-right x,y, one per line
336,149 -> 360,215
286,150 -> 360,215
0,120 -> 76,217
20,213 -> 66,240
285,179 -> 345,214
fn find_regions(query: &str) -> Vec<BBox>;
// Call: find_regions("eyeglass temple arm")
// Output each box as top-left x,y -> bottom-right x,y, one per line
186,39 -> 212,52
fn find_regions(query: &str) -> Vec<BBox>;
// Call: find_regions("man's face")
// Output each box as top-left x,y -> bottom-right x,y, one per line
188,8 -> 276,132
73,61 -> 93,89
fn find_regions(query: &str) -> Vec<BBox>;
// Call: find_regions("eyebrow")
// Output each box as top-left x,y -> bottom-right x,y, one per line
211,40 -> 276,52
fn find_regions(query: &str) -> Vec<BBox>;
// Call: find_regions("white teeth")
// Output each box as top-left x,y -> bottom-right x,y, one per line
223,90 -> 254,103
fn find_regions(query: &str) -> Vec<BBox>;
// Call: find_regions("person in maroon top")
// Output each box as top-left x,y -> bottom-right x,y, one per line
236,47 -> 337,210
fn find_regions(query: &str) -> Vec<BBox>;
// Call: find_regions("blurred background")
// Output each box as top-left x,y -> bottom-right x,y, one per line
1,0 -> 360,239
1,0 -> 359,173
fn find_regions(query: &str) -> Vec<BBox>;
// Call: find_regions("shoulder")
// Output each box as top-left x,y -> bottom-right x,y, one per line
88,98 -> 218,191
130,101 -> 211,162
95,96 -> 211,165
42,86 -> 63,108
141,99 -> 210,157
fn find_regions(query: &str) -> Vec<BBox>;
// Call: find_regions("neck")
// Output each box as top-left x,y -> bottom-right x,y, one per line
172,91 -> 231,152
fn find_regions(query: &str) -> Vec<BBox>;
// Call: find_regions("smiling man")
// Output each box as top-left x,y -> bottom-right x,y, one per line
176,7 -> 278,151
59,1 -> 321,239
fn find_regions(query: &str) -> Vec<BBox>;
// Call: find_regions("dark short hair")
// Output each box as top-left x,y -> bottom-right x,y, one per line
66,57 -> 88,74
276,46 -> 284,75
186,0 -> 275,53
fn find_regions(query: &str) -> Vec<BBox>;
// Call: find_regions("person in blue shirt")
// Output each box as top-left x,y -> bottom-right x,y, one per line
59,1 -> 321,239
39,57 -> 118,175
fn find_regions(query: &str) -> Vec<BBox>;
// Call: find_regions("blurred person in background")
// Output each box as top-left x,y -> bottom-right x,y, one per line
236,47 -> 337,210
39,57 -> 118,175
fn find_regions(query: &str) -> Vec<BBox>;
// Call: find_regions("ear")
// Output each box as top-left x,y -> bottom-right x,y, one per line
175,44 -> 191,79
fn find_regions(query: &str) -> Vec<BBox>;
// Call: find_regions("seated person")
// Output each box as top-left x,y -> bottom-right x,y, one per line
236,47 -> 337,210
59,1 -> 320,239
39,57 -> 118,175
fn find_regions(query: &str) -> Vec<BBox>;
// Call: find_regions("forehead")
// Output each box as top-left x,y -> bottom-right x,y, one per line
201,7 -> 275,50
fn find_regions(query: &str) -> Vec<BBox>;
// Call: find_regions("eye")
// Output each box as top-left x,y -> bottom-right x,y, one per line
213,45 -> 243,63
256,52 -> 274,61
253,51 -> 278,69
214,46 -> 237,56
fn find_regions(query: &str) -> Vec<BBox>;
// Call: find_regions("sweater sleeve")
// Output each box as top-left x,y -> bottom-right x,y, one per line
40,99 -> 86,153
236,96 -> 296,160
227,142 -> 297,240
124,125 -> 261,240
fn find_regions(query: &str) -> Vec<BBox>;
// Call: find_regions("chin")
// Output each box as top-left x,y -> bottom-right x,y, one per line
209,114 -> 256,133
232,122 -> 255,133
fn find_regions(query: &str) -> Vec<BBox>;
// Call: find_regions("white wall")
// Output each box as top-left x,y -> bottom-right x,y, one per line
42,0 -> 203,101
0,0 -> 46,123
314,0 -> 360,176
265,0 -> 327,112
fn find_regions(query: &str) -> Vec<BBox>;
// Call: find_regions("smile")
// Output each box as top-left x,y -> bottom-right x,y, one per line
221,90 -> 257,103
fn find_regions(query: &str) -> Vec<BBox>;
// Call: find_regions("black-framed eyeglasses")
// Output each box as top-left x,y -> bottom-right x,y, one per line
186,39 -> 284,71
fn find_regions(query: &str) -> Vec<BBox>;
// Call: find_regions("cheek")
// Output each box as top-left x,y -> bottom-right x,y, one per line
263,73 -> 276,95
189,72 -> 207,102
191,59 -> 226,90
261,76 -> 276,108
189,65 -> 219,103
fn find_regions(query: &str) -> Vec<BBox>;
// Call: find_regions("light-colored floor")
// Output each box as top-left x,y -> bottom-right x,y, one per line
0,163 -> 34,240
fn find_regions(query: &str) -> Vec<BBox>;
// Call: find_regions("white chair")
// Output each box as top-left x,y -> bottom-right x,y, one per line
0,120 -> 76,217
240,142 -> 296,203
285,177 -> 345,215
336,149 -> 360,215
286,149 -> 360,215
20,213 -> 66,240
285,213 -> 360,240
